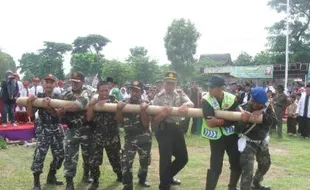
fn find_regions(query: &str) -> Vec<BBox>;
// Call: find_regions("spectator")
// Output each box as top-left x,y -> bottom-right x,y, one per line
15,80 -> 31,123
30,78 -> 43,96
1,70 -> 19,127
296,83 -> 310,139
287,95 -> 297,135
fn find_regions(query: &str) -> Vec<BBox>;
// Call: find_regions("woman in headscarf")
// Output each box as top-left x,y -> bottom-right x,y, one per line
1,70 -> 19,127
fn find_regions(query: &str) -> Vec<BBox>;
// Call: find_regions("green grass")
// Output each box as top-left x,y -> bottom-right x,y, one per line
1,124 -> 310,190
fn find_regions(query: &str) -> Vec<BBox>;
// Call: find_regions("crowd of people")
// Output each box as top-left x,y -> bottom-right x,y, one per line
0,69 -> 310,190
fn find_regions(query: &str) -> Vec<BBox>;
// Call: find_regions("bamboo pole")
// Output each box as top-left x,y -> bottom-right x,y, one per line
16,97 -> 262,123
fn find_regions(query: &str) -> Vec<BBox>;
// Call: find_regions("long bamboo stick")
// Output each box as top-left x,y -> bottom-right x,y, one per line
16,97 -> 262,123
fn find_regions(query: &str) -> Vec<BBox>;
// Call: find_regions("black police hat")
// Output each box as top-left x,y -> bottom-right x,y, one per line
130,80 -> 144,91
207,75 -> 225,88
69,72 -> 85,82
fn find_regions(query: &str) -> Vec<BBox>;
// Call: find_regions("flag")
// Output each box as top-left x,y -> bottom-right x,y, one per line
92,73 -> 99,88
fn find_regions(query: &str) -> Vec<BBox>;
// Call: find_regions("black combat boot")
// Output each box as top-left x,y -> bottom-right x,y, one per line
251,181 -> 271,190
123,183 -> 133,190
228,170 -> 241,190
65,177 -> 75,190
116,173 -> 122,182
88,179 -> 99,190
206,169 -> 220,190
46,169 -> 63,185
139,179 -> 151,187
82,169 -> 93,183
33,172 -> 41,190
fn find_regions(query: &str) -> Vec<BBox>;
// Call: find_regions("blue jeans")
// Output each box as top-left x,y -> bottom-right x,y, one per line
2,102 -> 15,124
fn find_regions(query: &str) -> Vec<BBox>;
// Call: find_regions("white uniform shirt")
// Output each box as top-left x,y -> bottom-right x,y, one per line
30,85 -> 43,96
296,93 -> 310,118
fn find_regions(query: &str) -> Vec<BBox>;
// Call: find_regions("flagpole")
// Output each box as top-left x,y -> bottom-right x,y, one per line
284,0 -> 290,90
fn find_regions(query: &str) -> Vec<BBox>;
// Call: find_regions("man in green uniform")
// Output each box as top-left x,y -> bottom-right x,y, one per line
153,71 -> 194,190
27,74 -> 64,190
236,87 -> 276,190
116,80 -> 152,190
55,72 -> 92,190
274,85 -> 289,138
86,80 -> 122,190
201,75 -> 241,190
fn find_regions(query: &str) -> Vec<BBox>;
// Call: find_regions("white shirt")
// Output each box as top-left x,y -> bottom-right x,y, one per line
20,88 -> 30,97
296,93 -> 310,118
30,85 -> 43,96
243,92 -> 249,103
17,81 -> 24,92
53,87 -> 62,94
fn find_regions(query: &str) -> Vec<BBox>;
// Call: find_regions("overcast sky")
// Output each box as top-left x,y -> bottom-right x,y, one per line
0,0 -> 283,74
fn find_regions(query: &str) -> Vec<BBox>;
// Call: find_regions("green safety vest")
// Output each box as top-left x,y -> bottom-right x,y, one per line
201,91 -> 236,140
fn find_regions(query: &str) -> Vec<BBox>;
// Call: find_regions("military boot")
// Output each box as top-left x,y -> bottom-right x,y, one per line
65,177 -> 75,190
116,173 -> 122,182
33,172 -> 41,190
46,169 -> 63,185
139,179 -> 151,187
206,169 -> 220,190
228,170 -> 241,190
251,181 -> 271,190
123,183 -> 133,190
88,179 -> 99,190
82,169 -> 93,183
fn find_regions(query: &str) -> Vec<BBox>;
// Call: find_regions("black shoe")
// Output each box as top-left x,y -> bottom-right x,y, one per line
33,172 -> 41,190
88,179 -> 99,190
252,182 -> 271,190
116,173 -> 122,182
82,170 -> 93,183
46,169 -> 63,185
171,178 -> 181,185
139,180 -> 151,187
66,177 -> 75,190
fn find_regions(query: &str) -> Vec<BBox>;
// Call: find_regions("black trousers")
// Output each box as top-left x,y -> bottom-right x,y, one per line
298,117 -> 310,138
156,123 -> 188,190
287,117 -> 297,134
208,134 -> 241,186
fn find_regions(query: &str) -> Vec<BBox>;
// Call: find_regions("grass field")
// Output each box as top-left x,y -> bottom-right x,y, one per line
1,124 -> 310,190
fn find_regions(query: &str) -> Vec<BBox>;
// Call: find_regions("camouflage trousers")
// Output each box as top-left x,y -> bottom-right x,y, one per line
240,141 -> 271,190
89,133 -> 122,180
31,125 -> 64,173
64,126 -> 92,177
121,132 -> 152,189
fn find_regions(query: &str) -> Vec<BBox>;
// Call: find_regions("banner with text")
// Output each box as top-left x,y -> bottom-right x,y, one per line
230,65 -> 273,79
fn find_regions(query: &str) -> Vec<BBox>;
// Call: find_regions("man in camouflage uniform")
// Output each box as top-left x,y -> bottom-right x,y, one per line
27,74 -> 64,190
86,81 -> 122,190
55,72 -> 92,190
153,71 -> 194,190
116,80 -> 152,190
236,87 -> 277,190
274,85 -> 289,138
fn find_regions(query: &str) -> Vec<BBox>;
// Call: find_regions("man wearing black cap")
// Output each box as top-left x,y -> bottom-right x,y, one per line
55,71 -> 93,190
152,71 -> 194,190
27,74 -> 64,190
116,80 -> 152,190
274,85 -> 290,138
201,75 -> 241,190
236,87 -> 276,190
296,83 -> 310,138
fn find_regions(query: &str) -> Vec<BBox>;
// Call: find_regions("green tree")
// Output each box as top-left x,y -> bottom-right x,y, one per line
267,0 -> 310,63
70,53 -> 104,77
127,46 -> 158,84
252,51 -> 275,65
101,60 -> 134,85
39,41 -> 72,80
19,52 -> 41,80
234,52 -> 253,65
0,51 -> 17,80
164,18 -> 200,81
72,34 -> 111,55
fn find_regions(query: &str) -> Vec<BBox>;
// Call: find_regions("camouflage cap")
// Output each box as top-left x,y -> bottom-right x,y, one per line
130,80 -> 144,91
164,71 -> 177,82
69,71 -> 85,82
43,73 -> 57,82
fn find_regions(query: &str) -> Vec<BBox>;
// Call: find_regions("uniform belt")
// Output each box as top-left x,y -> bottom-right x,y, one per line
244,135 -> 262,144
164,121 -> 180,126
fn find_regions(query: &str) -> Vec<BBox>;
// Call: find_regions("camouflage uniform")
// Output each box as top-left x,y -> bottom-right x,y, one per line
62,86 -> 92,178
31,92 -> 64,173
121,98 -> 152,190
274,92 -> 287,138
236,102 -> 277,190
89,96 -> 122,180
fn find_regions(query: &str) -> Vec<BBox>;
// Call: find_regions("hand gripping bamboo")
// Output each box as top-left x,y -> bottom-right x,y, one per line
16,97 -> 262,123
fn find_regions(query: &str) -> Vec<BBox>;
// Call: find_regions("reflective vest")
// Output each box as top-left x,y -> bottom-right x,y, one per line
201,91 -> 236,140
